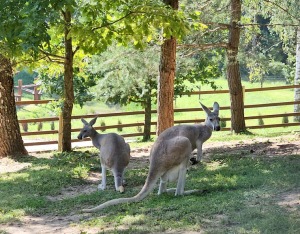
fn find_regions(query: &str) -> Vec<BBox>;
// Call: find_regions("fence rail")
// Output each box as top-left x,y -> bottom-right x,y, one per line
17,85 -> 300,148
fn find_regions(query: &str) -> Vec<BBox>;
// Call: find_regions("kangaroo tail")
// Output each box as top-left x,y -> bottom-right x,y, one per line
82,174 -> 160,213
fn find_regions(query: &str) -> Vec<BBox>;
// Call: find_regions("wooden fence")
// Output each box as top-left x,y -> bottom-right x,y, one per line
17,85 -> 300,148
14,79 -> 42,101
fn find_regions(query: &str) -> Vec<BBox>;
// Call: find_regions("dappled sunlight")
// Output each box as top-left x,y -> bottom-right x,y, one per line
1,136 -> 300,233
122,214 -> 146,226
277,190 -> 300,212
0,209 -> 25,224
1,214 -> 84,234
205,161 -> 228,171
30,165 -> 50,171
0,171 -> 31,182
0,158 -> 31,174
211,173 -> 238,188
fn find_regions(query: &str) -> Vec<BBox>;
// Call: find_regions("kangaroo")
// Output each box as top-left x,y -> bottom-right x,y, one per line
82,102 -> 220,212
77,117 -> 130,193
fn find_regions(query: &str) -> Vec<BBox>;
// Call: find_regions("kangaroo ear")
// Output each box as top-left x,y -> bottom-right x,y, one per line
200,102 -> 211,115
213,102 -> 220,115
81,118 -> 88,125
89,117 -> 98,126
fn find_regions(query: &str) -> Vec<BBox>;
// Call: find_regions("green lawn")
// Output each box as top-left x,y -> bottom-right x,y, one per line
17,78 -> 298,143
1,134 -> 300,233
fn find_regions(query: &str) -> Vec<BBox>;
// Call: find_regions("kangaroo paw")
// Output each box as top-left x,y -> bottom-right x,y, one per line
98,184 -> 106,191
189,157 -> 199,165
118,186 -> 125,193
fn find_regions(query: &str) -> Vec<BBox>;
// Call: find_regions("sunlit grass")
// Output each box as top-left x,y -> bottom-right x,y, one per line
1,143 -> 299,233
17,78 -> 298,143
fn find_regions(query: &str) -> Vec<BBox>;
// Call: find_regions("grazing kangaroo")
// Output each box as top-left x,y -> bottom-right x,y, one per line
82,102 -> 220,212
78,117 -> 130,193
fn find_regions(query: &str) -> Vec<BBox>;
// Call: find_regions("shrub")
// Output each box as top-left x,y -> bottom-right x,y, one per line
282,114 -> 289,125
117,119 -> 123,132
100,120 -> 106,132
136,125 -> 143,133
21,122 -> 28,132
258,114 -> 264,126
220,116 -> 227,128
37,122 -> 43,131
50,121 -> 55,130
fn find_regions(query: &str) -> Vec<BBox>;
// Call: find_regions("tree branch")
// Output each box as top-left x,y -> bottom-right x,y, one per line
38,49 -> 65,60
92,11 -> 134,31
178,42 -> 228,50
178,42 -> 228,57
13,54 -> 48,66
73,46 -> 80,56
92,10 -> 170,32
202,22 -> 230,29
240,23 -> 299,27
263,0 -> 298,21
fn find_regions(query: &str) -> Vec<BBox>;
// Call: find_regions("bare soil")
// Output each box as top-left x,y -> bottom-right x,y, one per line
1,135 -> 300,234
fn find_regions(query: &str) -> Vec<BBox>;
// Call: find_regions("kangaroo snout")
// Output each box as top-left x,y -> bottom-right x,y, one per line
215,126 -> 221,131
77,134 -> 83,140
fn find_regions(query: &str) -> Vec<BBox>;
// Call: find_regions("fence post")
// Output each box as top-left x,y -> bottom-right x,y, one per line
18,79 -> 22,96
34,86 -> 41,100
16,79 -> 23,101
58,113 -> 63,151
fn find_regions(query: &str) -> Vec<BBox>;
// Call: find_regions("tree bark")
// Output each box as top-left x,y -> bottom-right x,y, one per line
0,54 -> 28,158
226,0 -> 246,133
61,10 -> 74,151
294,27 -> 300,122
143,95 -> 152,141
157,0 -> 178,135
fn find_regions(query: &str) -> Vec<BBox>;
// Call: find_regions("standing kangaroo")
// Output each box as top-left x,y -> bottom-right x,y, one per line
82,102 -> 220,212
78,117 -> 130,193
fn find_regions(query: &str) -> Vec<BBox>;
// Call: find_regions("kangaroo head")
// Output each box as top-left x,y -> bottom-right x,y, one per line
200,102 -> 221,131
77,117 -> 98,140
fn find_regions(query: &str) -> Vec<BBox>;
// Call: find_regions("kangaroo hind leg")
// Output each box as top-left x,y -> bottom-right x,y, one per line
113,169 -> 125,193
175,159 -> 188,196
159,159 -> 189,196
158,165 -> 180,195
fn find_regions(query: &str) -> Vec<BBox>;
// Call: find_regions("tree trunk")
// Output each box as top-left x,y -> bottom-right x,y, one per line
61,10 -> 74,151
0,54 -> 28,158
294,27 -> 300,122
226,0 -> 246,133
143,95 -> 152,141
157,0 -> 178,135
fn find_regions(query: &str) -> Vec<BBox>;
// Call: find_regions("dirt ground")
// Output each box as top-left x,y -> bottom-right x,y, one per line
1,134 -> 300,234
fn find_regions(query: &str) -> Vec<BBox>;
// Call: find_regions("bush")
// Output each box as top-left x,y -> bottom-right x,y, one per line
21,122 -> 28,132
258,114 -> 264,126
50,121 -> 55,130
37,122 -> 43,131
136,125 -> 143,133
100,120 -> 106,132
220,116 -> 227,128
282,114 -> 289,125
117,119 -> 123,132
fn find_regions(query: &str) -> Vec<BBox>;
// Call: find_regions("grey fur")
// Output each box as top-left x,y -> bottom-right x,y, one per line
82,102 -> 220,212
78,117 -> 130,193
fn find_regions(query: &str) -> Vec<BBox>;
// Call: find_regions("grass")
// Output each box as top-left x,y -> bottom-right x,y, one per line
1,136 -> 300,233
17,78 -> 298,143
